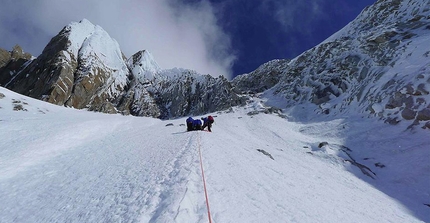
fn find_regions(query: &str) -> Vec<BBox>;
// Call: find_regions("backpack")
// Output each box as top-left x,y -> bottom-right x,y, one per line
193,119 -> 202,126
192,119 -> 202,130
186,117 -> 194,124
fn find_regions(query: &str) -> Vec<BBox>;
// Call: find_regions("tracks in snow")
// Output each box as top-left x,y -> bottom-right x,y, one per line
0,117 -> 211,223
140,132 -> 208,223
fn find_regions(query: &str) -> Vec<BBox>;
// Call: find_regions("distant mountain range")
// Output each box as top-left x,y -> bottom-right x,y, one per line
1,0 -> 429,129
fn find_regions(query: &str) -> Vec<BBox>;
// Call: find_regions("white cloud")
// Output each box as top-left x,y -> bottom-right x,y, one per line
260,0 -> 324,35
0,0 -> 235,78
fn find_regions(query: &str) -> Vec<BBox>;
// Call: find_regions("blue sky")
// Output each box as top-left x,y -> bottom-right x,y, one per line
201,0 -> 377,77
0,0 -> 376,79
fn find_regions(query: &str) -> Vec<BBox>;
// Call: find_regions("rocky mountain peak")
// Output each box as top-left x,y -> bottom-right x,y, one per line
0,45 -> 33,87
127,50 -> 161,80
0,48 -> 10,68
61,19 -> 97,56
10,45 -> 32,61
0,45 -> 32,69
0,19 -> 131,114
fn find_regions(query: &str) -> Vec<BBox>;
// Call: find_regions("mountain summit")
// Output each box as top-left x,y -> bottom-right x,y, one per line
128,50 -> 161,79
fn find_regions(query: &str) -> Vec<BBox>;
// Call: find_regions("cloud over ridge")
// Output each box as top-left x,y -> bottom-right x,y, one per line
0,0 -> 235,78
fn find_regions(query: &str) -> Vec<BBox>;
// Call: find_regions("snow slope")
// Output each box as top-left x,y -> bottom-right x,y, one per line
251,0 -> 430,130
0,87 -> 429,222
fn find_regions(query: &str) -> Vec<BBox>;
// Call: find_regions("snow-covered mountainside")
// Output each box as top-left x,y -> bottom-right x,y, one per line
1,0 -> 429,124
232,0 -> 430,130
1,86 -> 429,222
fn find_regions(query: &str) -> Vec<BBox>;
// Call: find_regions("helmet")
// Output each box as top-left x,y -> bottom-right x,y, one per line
208,116 -> 214,122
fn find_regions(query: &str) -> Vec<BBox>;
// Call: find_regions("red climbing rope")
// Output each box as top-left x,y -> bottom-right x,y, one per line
197,132 -> 213,223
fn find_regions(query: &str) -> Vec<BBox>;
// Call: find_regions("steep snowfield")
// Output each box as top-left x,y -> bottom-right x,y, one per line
260,0 -> 430,130
0,87 -> 429,223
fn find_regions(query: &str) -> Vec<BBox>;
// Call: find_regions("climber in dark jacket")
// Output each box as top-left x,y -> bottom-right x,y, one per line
186,117 -> 203,131
201,115 -> 214,132
186,117 -> 194,131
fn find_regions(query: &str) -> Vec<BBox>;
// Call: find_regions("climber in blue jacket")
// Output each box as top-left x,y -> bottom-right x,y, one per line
186,117 -> 194,131
186,117 -> 203,131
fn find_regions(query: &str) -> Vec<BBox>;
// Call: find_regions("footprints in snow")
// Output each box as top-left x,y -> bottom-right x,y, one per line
143,133 -> 208,222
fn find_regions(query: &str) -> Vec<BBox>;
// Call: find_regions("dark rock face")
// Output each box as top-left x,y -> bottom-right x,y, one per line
128,68 -> 246,119
0,48 -> 11,68
124,50 -> 247,119
0,45 -> 32,87
5,32 -> 74,104
402,108 -> 417,120
155,74 -> 245,118
417,108 -> 430,121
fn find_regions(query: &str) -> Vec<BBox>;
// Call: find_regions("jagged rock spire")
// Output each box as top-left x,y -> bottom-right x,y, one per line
128,50 -> 161,81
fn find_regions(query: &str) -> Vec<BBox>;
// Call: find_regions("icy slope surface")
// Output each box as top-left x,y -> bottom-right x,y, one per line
0,87 -> 428,222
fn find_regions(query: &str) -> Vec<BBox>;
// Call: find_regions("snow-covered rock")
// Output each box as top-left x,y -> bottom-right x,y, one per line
233,0 -> 430,129
64,19 -> 130,113
127,50 -> 161,81
0,19 -> 131,114
232,59 -> 290,94
130,68 -> 246,118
